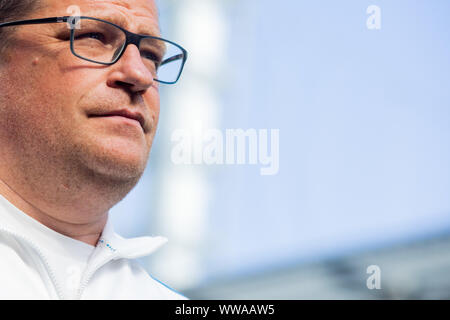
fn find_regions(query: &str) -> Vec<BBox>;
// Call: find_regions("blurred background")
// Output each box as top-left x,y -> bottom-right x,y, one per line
110,0 -> 450,299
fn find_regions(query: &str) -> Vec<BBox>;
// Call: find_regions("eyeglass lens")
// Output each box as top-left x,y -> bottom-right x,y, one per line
71,18 -> 184,83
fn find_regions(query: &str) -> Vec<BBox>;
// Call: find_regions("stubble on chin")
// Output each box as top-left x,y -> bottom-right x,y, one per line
70,132 -> 152,185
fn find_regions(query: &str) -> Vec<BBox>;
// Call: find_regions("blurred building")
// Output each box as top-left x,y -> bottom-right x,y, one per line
184,231 -> 450,299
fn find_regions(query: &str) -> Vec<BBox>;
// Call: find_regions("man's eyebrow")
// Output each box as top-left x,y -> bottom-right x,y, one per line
81,12 -> 161,37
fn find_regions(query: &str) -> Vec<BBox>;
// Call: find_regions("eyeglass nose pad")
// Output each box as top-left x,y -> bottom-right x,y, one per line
112,46 -> 123,62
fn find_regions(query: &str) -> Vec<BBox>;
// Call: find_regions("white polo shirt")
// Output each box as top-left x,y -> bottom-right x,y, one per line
0,194 -> 187,300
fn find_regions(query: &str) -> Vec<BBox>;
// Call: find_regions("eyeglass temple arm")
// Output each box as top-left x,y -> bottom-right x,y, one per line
160,54 -> 184,67
0,17 -> 70,28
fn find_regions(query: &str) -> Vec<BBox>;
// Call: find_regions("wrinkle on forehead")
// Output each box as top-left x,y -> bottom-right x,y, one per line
87,0 -> 157,14
95,0 -> 132,10
40,0 -> 160,35
87,0 -> 159,35
82,0 -> 155,11
83,9 -> 160,37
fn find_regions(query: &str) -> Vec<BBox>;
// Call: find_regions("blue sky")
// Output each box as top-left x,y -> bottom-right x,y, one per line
112,0 -> 450,285
204,0 -> 450,278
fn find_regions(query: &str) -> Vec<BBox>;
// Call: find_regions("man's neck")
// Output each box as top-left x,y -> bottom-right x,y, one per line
0,178 -> 107,246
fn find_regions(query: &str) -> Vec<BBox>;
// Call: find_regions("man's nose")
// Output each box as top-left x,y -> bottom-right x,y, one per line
106,44 -> 154,93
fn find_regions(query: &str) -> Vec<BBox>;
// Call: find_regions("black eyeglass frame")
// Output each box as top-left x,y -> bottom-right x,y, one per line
0,16 -> 188,84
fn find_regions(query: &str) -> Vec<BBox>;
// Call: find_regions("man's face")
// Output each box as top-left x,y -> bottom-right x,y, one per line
0,0 -> 161,183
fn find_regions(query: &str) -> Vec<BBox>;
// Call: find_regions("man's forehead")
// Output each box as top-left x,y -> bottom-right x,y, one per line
40,0 -> 160,36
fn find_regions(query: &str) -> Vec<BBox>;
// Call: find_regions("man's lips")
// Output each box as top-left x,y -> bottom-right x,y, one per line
88,109 -> 147,132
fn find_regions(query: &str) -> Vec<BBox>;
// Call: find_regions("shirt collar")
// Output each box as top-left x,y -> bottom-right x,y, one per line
97,216 -> 168,260
0,194 -> 168,261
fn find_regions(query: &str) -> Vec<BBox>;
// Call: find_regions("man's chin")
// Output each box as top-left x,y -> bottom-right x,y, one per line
78,147 -> 149,184
69,132 -> 151,184
94,158 -> 146,182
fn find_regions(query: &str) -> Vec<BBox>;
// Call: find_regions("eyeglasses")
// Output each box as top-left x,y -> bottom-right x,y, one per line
0,16 -> 188,84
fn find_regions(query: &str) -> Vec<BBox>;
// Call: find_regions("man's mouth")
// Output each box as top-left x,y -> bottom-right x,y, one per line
88,109 -> 146,132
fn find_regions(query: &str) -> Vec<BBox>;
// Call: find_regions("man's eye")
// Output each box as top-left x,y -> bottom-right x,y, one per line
141,50 -> 161,64
74,32 -> 106,42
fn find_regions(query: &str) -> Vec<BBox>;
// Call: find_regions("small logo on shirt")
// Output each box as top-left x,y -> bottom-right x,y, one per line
97,238 -> 117,252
